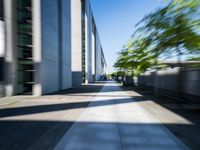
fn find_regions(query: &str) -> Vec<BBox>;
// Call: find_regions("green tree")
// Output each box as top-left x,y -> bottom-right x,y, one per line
114,0 -> 200,76
114,37 -> 157,76
136,0 -> 200,61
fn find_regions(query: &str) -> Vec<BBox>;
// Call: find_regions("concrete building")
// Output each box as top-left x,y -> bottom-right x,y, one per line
0,0 -> 4,97
71,0 -> 106,86
0,0 -> 106,96
2,0 -> 72,96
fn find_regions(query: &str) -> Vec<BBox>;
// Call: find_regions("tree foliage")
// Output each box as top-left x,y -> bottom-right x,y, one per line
114,0 -> 200,76
136,0 -> 200,60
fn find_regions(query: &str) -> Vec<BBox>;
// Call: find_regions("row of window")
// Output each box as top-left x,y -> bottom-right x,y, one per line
16,0 -> 34,94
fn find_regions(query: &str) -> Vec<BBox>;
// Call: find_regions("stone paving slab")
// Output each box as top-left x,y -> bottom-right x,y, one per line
54,81 -> 189,150
0,81 -> 198,150
0,84 -> 104,150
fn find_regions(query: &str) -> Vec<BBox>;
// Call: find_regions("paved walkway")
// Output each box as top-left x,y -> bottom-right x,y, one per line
55,81 -> 189,150
0,80 -> 198,150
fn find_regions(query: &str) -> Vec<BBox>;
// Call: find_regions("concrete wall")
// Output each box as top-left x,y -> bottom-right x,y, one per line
91,30 -> 96,81
139,68 -> 181,93
60,0 -> 72,90
101,49 -> 106,75
0,20 -> 4,63
2,0 -> 105,96
0,20 -> 4,96
71,0 -> 82,86
4,0 -> 17,96
71,0 -> 106,85
33,0 -> 42,96
0,0 -> 4,96
85,0 -> 93,83
138,67 -> 200,102
95,31 -> 102,81
40,0 -> 59,94
39,0 -> 71,94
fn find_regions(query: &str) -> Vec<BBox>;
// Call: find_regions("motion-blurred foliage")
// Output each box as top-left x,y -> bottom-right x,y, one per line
114,0 -> 200,76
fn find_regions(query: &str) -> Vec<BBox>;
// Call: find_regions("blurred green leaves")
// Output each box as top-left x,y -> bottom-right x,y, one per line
114,0 -> 200,76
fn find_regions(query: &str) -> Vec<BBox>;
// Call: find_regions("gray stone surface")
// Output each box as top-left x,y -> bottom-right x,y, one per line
55,81 -> 189,150
0,83 -> 103,150
0,80 -> 199,150
138,68 -> 200,98
95,32 -> 102,81
40,0 -> 72,94
71,0 -> 82,86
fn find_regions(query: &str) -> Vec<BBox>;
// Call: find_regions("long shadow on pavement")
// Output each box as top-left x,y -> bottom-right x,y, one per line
0,97 -> 142,118
0,120 -> 197,150
122,86 -> 200,150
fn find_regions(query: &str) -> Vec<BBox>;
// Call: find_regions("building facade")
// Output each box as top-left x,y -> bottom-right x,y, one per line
0,0 -> 4,97
71,0 -> 106,86
0,0 -> 106,96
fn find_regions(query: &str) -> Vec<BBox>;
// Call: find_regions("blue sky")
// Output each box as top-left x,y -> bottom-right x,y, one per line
90,0 -> 165,73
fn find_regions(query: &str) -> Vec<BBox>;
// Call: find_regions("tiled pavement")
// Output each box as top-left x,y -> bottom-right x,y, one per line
0,81 -> 199,150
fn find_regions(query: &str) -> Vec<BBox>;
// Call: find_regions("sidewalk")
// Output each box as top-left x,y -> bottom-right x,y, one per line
54,81 -> 189,150
0,80 -> 199,150
0,83 -> 104,150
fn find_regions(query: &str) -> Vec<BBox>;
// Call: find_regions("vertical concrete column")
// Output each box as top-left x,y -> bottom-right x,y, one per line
85,0 -> 93,83
85,13 -> 89,84
4,0 -> 17,96
88,5 -> 93,83
95,32 -> 101,81
32,0 -> 42,96
0,21 -> 4,58
0,0 -> 5,96
91,31 -> 96,82
0,20 -> 5,96
71,0 -> 82,86
58,0 -> 63,90
60,0 -> 72,89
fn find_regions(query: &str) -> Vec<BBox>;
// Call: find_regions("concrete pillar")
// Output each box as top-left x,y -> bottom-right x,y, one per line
4,0 -> 17,96
0,20 -> 5,96
32,0 -> 42,96
85,0 -> 93,83
95,32 -> 101,81
91,31 -> 96,82
71,0 -> 82,86
60,0 -> 72,90
85,13 -> 89,84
